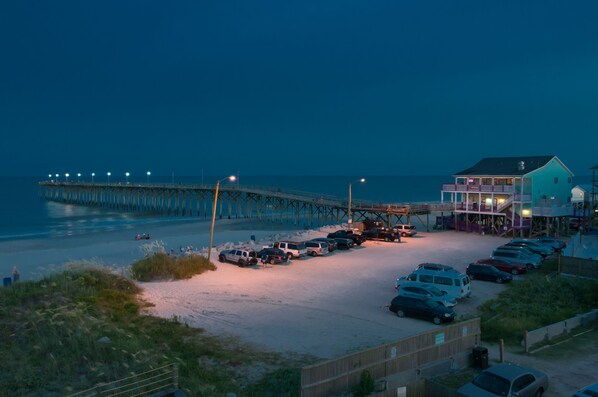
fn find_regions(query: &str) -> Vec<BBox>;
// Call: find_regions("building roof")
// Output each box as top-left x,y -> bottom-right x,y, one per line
454,156 -> 563,176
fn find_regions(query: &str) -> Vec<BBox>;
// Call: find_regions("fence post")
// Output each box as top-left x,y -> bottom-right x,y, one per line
523,331 -> 528,354
499,339 -> 504,363
173,363 -> 179,389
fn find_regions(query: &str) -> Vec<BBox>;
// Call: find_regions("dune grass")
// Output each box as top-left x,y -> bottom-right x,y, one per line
130,252 -> 217,281
0,265 -> 311,396
479,258 -> 598,344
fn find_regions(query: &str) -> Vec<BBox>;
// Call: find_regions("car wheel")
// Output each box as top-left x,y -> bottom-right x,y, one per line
401,232 -> 407,237
534,389 -> 544,397
311,251 -> 317,257
432,316 -> 441,325
396,310 -> 405,318
269,258 -> 276,265
496,277 -> 504,284
286,253 -> 293,260
218,255 -> 225,263
469,273 -> 475,280
511,269 -> 519,275
238,259 -> 246,267
526,263 -> 533,270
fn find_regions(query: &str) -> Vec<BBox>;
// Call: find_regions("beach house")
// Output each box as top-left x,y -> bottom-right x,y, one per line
441,156 -> 574,237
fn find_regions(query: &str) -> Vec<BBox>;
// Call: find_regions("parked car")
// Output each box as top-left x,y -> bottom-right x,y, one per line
273,241 -> 308,259
256,248 -> 287,265
536,236 -> 566,251
304,241 -> 329,256
475,258 -> 528,275
495,245 -> 543,263
491,250 -> 542,270
395,281 -> 457,307
331,237 -> 354,250
361,228 -> 399,242
457,363 -> 549,397
135,233 -> 151,240
218,249 -> 258,267
389,295 -> 456,325
392,224 -> 417,237
398,266 -> 471,299
466,263 -> 513,283
509,239 -> 554,256
327,230 -> 366,245
310,237 -> 338,252
572,382 -> 598,397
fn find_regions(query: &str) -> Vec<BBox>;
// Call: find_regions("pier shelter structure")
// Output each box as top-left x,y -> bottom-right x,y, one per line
440,156 -> 574,237
38,182 -> 445,230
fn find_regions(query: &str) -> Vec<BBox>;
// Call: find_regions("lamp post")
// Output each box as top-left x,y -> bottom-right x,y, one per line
77,173 -> 81,182
107,172 -> 111,183
146,171 -> 151,184
65,173 -> 70,182
91,173 -> 95,184
348,178 -> 366,228
207,175 -> 236,263
125,172 -> 130,184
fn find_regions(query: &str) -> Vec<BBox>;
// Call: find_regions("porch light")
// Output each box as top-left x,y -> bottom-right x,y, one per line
485,198 -> 492,206
522,209 -> 531,217
497,198 -> 505,204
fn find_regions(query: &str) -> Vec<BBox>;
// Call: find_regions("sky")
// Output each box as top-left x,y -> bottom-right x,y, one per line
1,1 -> 597,177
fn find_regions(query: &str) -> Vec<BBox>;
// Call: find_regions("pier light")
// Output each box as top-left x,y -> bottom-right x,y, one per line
348,178 -> 366,228
48,174 -> 52,179
77,173 -> 81,182
65,173 -> 70,182
55,174 -> 59,179
91,172 -> 95,184
107,172 -> 111,183
207,175 -> 237,263
125,172 -> 130,184
146,171 -> 151,183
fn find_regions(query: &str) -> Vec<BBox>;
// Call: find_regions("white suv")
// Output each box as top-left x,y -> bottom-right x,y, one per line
392,224 -> 417,237
273,241 -> 308,259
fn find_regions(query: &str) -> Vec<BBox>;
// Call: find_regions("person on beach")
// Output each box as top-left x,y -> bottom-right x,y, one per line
261,253 -> 268,269
12,266 -> 20,282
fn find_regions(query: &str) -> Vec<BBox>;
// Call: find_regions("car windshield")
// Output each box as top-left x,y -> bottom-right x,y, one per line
472,372 -> 510,396
428,286 -> 444,296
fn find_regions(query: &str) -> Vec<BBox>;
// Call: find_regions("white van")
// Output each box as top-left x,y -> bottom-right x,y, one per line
398,267 -> 471,299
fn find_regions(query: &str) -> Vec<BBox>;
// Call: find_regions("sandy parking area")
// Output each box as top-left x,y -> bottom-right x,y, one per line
141,229 -> 507,358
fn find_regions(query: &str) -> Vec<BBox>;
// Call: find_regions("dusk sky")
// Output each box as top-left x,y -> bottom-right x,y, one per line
1,1 -> 597,177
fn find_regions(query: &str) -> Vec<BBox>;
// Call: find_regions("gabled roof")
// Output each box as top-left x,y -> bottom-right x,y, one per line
454,156 -> 569,177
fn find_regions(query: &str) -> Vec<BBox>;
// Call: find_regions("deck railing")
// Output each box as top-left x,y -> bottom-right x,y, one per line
441,184 -> 515,193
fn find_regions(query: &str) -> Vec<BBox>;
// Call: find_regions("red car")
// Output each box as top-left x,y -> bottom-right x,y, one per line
476,258 -> 528,275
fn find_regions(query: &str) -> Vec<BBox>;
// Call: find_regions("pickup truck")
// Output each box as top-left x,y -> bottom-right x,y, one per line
361,228 -> 400,242
218,249 -> 258,267
327,230 -> 366,245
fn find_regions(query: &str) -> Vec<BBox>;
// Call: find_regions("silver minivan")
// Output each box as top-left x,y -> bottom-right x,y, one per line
392,224 -> 417,237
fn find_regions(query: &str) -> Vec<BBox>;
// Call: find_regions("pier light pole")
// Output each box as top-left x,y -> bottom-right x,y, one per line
65,173 -> 70,182
107,172 -> 111,183
125,172 -> 130,184
207,175 -> 237,263
77,173 -> 81,182
91,173 -> 95,184
348,178 -> 366,228
146,171 -> 151,184
55,174 -> 59,181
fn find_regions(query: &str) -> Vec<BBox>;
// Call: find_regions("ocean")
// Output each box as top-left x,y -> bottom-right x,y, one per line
0,175 -> 591,242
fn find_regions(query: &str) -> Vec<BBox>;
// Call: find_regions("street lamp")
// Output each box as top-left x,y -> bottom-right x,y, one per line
125,172 -> 130,184
107,172 -> 111,183
65,173 -> 70,182
91,172 -> 95,184
348,178 -> 366,228
207,175 -> 237,263
77,173 -> 81,182
146,171 -> 151,183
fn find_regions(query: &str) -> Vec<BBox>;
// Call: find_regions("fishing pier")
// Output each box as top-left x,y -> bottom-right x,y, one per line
38,182 -> 452,230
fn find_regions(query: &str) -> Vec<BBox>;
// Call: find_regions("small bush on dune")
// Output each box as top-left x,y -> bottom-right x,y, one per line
131,252 -> 216,282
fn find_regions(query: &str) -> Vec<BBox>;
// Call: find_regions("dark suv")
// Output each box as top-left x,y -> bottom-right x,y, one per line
256,248 -> 287,265
327,230 -> 366,245
466,263 -> 512,283
388,295 -> 456,325
361,228 -> 399,242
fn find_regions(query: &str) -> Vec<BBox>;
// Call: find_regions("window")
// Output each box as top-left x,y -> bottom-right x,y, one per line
420,274 -> 434,283
434,276 -> 452,286
454,278 -> 462,286
407,274 -> 417,282
512,374 -> 535,392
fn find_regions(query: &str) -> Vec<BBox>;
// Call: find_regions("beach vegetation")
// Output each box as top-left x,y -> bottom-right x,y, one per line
478,258 -> 598,344
130,252 -> 216,281
0,266 -> 311,396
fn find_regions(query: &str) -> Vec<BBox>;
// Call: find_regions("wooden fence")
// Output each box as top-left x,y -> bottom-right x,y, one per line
560,255 -> 598,279
300,318 -> 480,397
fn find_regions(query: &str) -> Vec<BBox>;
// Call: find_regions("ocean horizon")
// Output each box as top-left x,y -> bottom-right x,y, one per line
1,175 -> 591,242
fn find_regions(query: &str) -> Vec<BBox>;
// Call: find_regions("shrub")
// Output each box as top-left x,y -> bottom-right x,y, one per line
131,253 -> 216,282
352,370 -> 375,397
